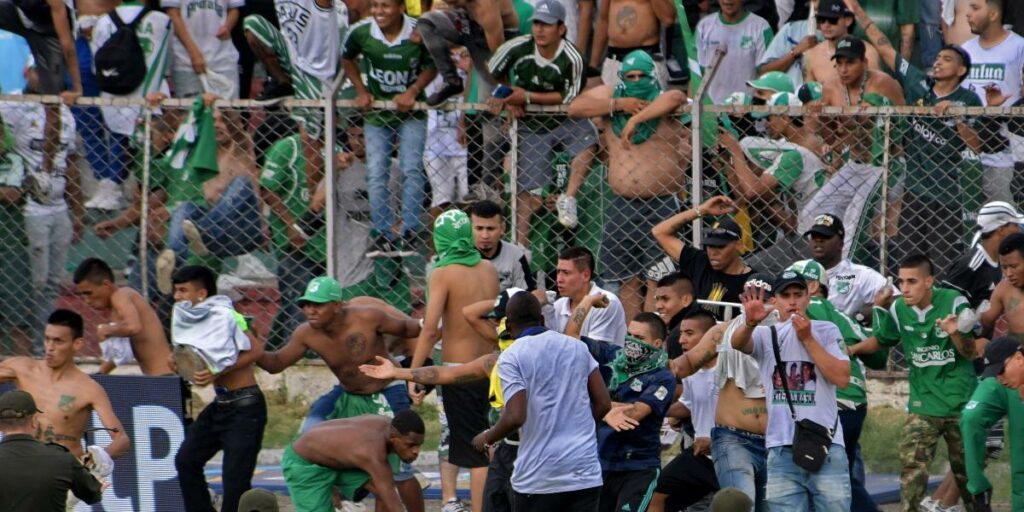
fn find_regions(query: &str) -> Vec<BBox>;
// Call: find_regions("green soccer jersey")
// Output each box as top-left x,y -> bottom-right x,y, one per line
739,136 -> 826,210
807,297 -> 869,404
894,55 -> 983,202
259,135 -> 327,264
488,35 -> 585,132
343,15 -> 433,127
873,287 -> 977,417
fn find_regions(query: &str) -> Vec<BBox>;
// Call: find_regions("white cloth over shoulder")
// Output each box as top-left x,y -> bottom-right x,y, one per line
171,295 -> 249,373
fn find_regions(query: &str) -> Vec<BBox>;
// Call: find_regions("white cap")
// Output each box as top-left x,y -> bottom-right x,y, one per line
977,201 -> 1024,234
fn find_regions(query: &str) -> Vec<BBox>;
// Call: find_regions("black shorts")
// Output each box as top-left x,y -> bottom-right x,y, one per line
440,379 -> 491,468
511,485 -> 601,512
655,448 -> 719,511
599,469 -> 660,512
0,0 -> 68,94
483,441 -> 518,512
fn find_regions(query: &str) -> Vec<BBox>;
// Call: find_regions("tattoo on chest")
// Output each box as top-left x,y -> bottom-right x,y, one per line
1009,296 -> 1021,312
58,395 -> 76,413
345,333 -> 368,356
615,6 -> 637,32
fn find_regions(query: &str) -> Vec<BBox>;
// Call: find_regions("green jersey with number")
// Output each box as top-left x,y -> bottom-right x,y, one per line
343,15 -> 433,127
259,134 -> 326,263
806,297 -> 868,404
873,287 -> 977,417
488,35 -> 585,132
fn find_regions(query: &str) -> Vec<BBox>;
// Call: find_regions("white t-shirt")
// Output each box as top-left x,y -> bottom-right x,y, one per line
548,282 -> 627,346
759,20 -> 819,91
825,258 -> 891,319
162,0 -> 244,71
498,328 -> 603,494
696,11 -> 773,104
961,32 -> 1024,167
739,136 -> 826,234
750,319 -> 847,448
0,102 -> 75,215
90,6 -> 172,135
680,365 -> 718,440
425,72 -> 467,158
275,0 -> 342,83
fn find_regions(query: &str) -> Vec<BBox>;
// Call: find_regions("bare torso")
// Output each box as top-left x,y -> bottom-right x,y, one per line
76,0 -> 119,17
996,282 -> 1024,336
348,296 -> 417,356
605,119 -> 689,197
293,415 -> 392,468
822,71 -> 902,162
299,307 -> 400,395
204,146 -> 259,205
714,381 -> 768,435
806,41 -> 881,84
434,262 -> 500,363
606,0 -> 662,48
112,288 -> 173,376
466,0 -> 519,32
945,0 -> 974,46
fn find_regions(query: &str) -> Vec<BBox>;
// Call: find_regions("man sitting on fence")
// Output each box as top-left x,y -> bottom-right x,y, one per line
566,50 -> 690,319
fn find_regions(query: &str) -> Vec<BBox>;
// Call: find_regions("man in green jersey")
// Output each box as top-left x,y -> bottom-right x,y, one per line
787,259 -> 888,512
486,0 -> 596,247
342,0 -> 436,256
846,0 -> 984,273
852,254 -> 978,512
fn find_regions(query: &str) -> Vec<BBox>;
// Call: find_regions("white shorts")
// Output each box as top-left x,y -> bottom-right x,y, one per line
802,160 -> 884,259
424,154 -> 469,207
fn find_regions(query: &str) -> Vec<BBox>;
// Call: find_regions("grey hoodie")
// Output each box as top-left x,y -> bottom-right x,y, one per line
172,295 -> 250,374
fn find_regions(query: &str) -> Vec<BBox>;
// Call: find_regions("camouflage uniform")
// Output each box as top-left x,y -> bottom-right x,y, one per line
896,414 -> 974,512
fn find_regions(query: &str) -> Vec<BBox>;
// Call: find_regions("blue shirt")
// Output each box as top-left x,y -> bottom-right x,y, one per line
0,31 -> 30,94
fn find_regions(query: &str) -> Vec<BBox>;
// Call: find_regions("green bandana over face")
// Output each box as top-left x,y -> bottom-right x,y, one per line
612,50 -> 662,145
432,209 -> 482,268
608,335 -> 668,391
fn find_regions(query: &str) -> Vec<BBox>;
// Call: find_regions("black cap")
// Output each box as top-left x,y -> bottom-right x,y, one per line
704,217 -> 742,247
0,390 -> 42,419
803,213 -> 845,239
817,0 -> 851,19
940,44 -> 973,82
832,36 -> 867,61
487,287 -> 527,319
774,270 -> 808,293
744,272 -> 776,297
981,337 -> 1023,378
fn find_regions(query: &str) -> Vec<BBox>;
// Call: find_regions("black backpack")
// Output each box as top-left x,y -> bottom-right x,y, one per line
94,8 -> 150,95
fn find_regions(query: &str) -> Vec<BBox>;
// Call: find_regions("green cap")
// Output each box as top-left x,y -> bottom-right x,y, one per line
746,71 -> 795,94
297,276 -> 343,305
238,488 -> 279,512
710,487 -> 753,512
787,259 -> 826,283
752,91 -> 802,119
0,390 -> 42,418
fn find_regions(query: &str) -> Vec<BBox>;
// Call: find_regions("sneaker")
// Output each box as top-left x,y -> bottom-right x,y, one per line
440,498 -> 469,512
254,77 -> 294,105
156,249 -> 176,295
400,230 -> 426,256
919,497 -> 941,512
555,194 -> 578,228
973,489 -> 993,512
425,78 -> 464,107
461,182 -> 502,206
366,235 -> 411,259
338,502 -> 367,512
23,171 -> 52,204
85,179 -> 126,211
181,220 -> 210,257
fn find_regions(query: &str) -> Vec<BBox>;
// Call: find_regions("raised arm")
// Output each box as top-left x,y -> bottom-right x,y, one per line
564,294 -> 609,339
732,286 -> 772,354
717,130 -> 778,201
844,0 -> 897,71
670,323 -> 725,378
652,195 -> 736,262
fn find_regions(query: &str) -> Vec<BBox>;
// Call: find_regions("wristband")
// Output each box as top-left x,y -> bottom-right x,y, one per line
525,91 -> 531,104
695,206 -> 704,218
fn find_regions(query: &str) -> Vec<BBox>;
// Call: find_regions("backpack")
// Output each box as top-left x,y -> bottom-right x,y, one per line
94,8 -> 150,95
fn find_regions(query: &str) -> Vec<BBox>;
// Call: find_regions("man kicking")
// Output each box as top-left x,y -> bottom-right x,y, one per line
283,410 -> 426,512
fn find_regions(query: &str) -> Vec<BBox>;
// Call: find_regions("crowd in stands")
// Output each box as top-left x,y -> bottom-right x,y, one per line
3,0 -> 1024,510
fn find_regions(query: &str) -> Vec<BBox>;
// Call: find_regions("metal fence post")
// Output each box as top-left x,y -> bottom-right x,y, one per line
879,113 -> 892,278
140,105 -> 153,297
325,72 -> 347,278
509,115 -> 519,244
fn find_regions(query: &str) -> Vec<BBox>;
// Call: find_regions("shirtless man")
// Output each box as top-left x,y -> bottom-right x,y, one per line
418,0 -> 520,105
282,411 -> 425,512
589,0 -> 675,87
982,233 -> 1024,340
567,53 -> 690,318
72,257 -> 174,376
804,0 -> 880,84
409,209 -> 499,512
256,276 -> 425,510
0,309 -> 129,464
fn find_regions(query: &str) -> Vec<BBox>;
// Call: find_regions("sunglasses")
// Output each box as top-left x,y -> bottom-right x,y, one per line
816,16 -> 840,25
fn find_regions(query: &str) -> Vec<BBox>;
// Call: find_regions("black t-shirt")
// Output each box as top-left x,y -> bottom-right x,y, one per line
679,246 -> 756,320
939,245 -> 1001,309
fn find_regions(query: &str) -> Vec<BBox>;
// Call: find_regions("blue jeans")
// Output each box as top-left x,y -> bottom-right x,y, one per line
364,118 -> 427,238
917,0 -> 942,68
765,445 -> 852,512
72,36 -> 129,183
267,250 -> 325,349
711,427 -> 767,512
840,405 -> 879,512
168,177 -> 265,262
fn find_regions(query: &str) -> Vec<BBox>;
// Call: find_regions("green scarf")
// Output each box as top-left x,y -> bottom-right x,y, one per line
432,209 -> 482,268
608,336 -> 668,391
611,50 -> 662,145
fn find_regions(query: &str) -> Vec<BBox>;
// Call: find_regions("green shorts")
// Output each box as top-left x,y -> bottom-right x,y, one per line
282,445 -> 400,509
326,388 -> 394,420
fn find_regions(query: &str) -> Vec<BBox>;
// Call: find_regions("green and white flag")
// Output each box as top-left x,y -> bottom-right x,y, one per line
672,0 -> 718,147
163,97 -> 219,182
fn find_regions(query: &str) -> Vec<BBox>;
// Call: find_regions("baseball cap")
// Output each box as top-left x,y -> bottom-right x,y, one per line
238,488 -> 279,512
0,390 -> 42,419
487,287 -> 528,319
832,36 -> 867,61
787,259 -> 826,283
722,91 -> 752,106
980,337 -> 1024,379
297,276 -> 344,305
774,270 -> 808,293
747,71 -> 795,95
803,213 -> 845,239
710,487 -> 753,512
976,201 -> 1024,234
704,217 -> 742,247
798,81 -> 823,103
744,272 -> 775,297
817,0 -> 852,19
752,91 -> 802,119
532,0 -> 566,24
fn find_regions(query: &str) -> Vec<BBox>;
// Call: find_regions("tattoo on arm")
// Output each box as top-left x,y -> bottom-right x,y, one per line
571,307 -> 587,328
411,367 -> 440,384
875,34 -> 892,50
694,350 -> 716,369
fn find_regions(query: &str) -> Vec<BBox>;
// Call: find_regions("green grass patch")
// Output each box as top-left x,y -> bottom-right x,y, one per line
860,406 -> 948,474
413,402 -> 441,453
262,386 -> 309,449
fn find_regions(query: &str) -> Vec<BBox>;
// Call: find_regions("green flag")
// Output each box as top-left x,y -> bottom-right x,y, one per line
672,0 -> 718,147
162,97 -> 219,182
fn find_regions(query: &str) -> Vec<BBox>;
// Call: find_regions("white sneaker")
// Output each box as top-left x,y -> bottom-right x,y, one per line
156,249 -> 176,295
441,499 -> 469,512
181,220 -> 210,257
85,179 -> 126,211
338,502 -> 367,512
555,194 -> 578,228
919,497 -> 941,512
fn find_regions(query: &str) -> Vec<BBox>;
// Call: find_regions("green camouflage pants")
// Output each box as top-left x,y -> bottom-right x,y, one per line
898,413 -> 975,512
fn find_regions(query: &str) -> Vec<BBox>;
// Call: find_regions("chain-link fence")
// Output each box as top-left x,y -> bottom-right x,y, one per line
1,89 -> 1021,373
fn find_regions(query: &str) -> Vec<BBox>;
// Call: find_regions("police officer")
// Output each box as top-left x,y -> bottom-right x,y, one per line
0,390 -> 104,511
